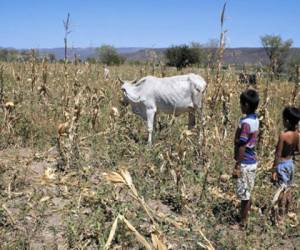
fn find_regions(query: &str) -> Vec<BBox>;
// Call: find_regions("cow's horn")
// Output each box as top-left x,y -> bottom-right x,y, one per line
117,76 -> 124,84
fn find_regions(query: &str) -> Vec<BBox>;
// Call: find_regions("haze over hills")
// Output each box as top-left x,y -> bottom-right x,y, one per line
37,47 -> 145,61
6,47 -> 300,65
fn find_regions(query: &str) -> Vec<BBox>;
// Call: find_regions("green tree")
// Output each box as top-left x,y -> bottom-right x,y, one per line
97,45 -> 125,65
0,49 -> 19,61
165,44 -> 206,70
48,53 -> 56,63
287,51 -> 300,81
85,57 -> 96,64
0,49 -> 9,61
260,35 -> 293,76
190,42 -> 208,66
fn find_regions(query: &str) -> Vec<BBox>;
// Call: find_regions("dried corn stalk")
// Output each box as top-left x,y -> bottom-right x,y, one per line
0,65 -> 4,110
151,229 -> 168,250
196,226 -> 215,250
38,57 -> 50,102
219,3 -> 230,138
56,68 -> 82,169
29,49 -> 37,92
89,88 -> 103,130
209,2 -> 227,113
292,66 -> 300,105
2,102 -> 17,134
104,214 -> 153,250
104,169 -> 154,222
104,215 -> 119,250
66,90 -> 82,169
104,169 -> 170,249
257,79 -> 271,151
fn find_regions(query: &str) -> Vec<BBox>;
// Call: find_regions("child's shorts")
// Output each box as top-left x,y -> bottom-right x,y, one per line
236,163 -> 257,200
276,159 -> 294,188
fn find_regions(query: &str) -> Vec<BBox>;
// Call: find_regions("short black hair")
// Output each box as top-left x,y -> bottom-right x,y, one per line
240,89 -> 259,113
283,106 -> 300,126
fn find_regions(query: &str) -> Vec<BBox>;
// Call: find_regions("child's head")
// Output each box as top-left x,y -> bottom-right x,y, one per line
240,89 -> 259,114
282,106 -> 300,130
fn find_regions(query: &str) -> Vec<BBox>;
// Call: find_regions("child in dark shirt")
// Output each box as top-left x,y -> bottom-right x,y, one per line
272,106 -> 300,219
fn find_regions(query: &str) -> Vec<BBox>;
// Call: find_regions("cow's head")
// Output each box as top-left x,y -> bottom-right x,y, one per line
118,77 -> 139,106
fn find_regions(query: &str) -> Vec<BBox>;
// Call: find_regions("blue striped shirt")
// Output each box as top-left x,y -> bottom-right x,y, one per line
234,114 -> 259,164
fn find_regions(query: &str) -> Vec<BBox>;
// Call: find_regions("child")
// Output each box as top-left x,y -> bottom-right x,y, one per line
232,89 -> 260,229
272,106 -> 300,219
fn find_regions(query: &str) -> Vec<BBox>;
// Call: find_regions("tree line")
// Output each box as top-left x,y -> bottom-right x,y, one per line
1,35 -> 300,77
0,49 -> 56,62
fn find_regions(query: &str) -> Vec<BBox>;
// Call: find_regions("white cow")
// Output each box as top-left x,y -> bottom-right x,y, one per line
119,73 -> 207,144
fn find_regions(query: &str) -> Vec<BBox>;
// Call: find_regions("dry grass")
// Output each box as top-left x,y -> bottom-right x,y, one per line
0,61 -> 299,249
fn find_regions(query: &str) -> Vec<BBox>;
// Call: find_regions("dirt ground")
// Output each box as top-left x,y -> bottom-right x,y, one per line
1,147 -> 299,249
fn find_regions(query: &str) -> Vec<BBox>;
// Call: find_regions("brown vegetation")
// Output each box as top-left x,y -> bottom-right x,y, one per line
0,59 -> 299,249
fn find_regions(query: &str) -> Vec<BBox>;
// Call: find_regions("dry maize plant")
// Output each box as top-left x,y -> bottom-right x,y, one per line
2,101 -> 17,134
103,169 -> 167,249
197,64 -> 214,201
139,66 -> 146,78
146,49 -> 158,76
62,12 -> 72,104
197,2 -> 230,199
218,3 -> 231,139
63,13 -> 71,63
1,8 -> 300,248
56,65 -> 83,169
89,87 -> 104,131
292,65 -> 300,106
37,57 -> 50,104
66,69 -> 82,169
0,65 -> 4,109
103,169 -> 214,250
208,2 -> 227,114
159,61 -> 167,77
257,75 -> 272,151
0,60 -> 299,249
56,110 -> 70,166
160,139 -> 189,212
29,49 -> 37,92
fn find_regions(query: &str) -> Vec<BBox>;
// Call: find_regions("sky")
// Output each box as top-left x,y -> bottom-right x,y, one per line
0,0 -> 299,49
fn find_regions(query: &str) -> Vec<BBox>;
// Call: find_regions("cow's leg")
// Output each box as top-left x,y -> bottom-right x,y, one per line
146,108 -> 156,145
153,112 -> 157,132
188,110 -> 196,129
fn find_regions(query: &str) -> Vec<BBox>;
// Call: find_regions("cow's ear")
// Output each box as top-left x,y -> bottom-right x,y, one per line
131,78 -> 138,84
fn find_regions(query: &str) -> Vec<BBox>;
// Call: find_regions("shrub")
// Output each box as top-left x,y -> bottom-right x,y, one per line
164,44 -> 206,70
97,45 -> 125,65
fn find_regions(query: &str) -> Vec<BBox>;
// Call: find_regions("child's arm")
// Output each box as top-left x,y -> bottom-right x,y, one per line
233,143 -> 247,178
233,121 -> 249,178
237,144 -> 247,164
295,132 -> 300,156
272,133 -> 284,181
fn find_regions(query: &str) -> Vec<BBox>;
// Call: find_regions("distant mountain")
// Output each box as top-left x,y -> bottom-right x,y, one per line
123,47 -> 300,65
122,48 -> 165,62
7,46 -> 300,65
37,47 -> 144,60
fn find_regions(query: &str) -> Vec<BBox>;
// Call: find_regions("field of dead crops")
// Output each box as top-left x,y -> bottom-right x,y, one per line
0,60 -> 299,249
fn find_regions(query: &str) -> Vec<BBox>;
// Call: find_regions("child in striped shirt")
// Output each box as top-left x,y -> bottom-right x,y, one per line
232,89 -> 260,229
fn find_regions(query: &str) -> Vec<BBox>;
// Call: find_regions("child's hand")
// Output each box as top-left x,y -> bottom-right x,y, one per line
232,164 -> 241,178
271,171 -> 277,183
